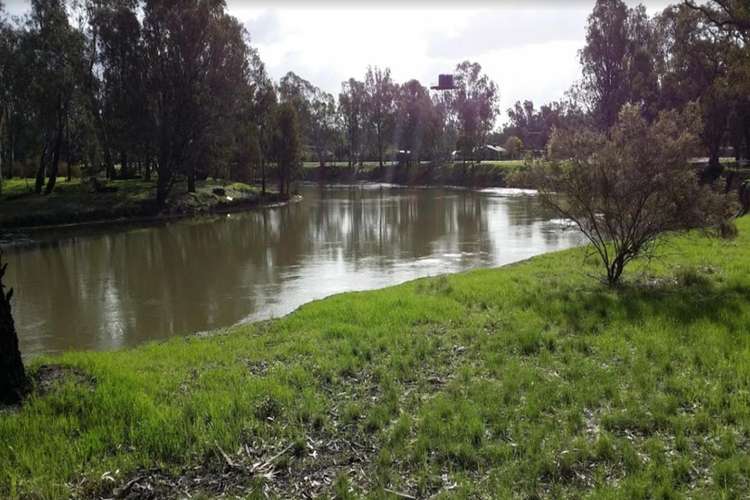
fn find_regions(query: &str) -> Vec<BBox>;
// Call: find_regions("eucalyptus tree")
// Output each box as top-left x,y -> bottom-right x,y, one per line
450,61 -> 499,162
88,0 -> 148,179
309,89 -> 336,167
25,0 -> 86,195
684,0 -> 750,39
580,0 -> 660,130
228,45 -> 276,192
0,3 -> 11,192
684,0 -> 750,166
253,79 -> 278,195
394,79 -> 435,164
279,71 -> 337,167
272,102 -> 301,196
142,0 -> 249,204
278,71 -> 316,151
364,66 -> 396,168
338,78 -> 366,166
657,4 -> 734,177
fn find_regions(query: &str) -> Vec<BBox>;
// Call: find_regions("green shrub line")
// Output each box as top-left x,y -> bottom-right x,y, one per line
1,218 -> 749,497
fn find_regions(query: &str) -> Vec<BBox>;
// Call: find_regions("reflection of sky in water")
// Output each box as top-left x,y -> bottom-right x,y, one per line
6,184 -> 584,355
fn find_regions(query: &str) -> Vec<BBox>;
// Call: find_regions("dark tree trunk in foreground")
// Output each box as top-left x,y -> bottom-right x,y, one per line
0,255 -> 26,406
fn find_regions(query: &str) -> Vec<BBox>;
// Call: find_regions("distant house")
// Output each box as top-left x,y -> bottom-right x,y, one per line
451,145 -> 507,161
481,145 -> 507,160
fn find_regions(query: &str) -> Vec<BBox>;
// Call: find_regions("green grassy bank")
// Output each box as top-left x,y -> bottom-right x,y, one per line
0,178 -> 274,230
1,219 -> 750,498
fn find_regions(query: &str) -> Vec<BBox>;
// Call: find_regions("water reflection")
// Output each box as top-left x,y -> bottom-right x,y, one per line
5,184 -> 583,355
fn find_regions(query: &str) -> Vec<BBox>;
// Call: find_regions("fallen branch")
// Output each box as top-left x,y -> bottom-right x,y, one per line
251,443 -> 294,473
215,443 -> 237,468
383,487 -> 416,499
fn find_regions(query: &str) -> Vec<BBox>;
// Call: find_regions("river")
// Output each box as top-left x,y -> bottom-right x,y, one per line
5,184 -> 583,355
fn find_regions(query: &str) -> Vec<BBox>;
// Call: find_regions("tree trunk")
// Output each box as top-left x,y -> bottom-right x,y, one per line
0,256 -> 27,406
0,112 -> 4,196
156,176 -> 170,207
35,142 -> 48,194
44,108 -> 65,195
44,102 -> 67,194
740,180 -> 750,216
66,110 -> 71,182
120,151 -> 129,179
261,158 -> 266,196
187,161 -> 196,193
378,133 -> 384,170
607,256 -> 625,287
156,151 -> 172,207
86,28 -> 114,181
8,124 -> 13,179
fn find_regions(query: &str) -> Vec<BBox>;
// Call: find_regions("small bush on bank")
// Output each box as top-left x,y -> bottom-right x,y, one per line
535,103 -> 735,286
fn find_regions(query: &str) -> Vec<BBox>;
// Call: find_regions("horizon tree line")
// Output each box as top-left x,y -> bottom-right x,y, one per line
0,0 -> 748,201
501,0 -> 749,176
0,0 -> 503,204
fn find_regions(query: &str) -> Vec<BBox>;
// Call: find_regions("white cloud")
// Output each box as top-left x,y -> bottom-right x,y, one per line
233,6 -> 592,124
229,2 -> 672,126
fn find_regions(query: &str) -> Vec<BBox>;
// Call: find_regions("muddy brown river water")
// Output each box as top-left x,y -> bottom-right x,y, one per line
5,184 -> 583,355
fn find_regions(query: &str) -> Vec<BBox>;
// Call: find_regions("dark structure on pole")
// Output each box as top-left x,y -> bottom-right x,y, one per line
0,254 -> 26,405
431,74 -> 457,91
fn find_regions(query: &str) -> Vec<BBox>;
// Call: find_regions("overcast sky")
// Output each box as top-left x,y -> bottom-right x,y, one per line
4,0 -> 671,125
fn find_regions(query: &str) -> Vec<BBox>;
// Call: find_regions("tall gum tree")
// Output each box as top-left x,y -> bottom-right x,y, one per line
25,0 -> 85,195
142,0 -> 249,204
450,61 -> 499,162
364,66 -> 396,169
580,0 -> 660,131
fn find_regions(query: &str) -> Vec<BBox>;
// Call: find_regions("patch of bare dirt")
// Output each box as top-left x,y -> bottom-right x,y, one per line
33,364 -> 96,396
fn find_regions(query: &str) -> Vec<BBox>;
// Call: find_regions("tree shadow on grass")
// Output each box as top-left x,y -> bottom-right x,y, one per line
538,275 -> 750,335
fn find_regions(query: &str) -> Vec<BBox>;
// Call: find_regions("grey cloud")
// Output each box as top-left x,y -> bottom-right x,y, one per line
268,49 -> 343,94
427,9 -> 587,58
2,0 -> 29,16
245,9 -> 283,44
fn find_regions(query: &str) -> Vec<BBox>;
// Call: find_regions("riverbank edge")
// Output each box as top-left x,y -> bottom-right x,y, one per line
300,162 -> 530,188
0,191 -> 296,247
1,218 -> 749,498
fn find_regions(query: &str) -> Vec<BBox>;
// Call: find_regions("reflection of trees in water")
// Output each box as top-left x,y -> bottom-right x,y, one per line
8,185 -> 574,354
303,187 -> 494,263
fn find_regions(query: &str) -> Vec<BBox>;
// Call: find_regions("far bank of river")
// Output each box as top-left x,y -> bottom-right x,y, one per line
300,161 -> 529,188
0,178 -> 290,234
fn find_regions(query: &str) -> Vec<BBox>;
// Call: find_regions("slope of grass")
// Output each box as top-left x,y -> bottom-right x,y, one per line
1,219 -> 749,498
